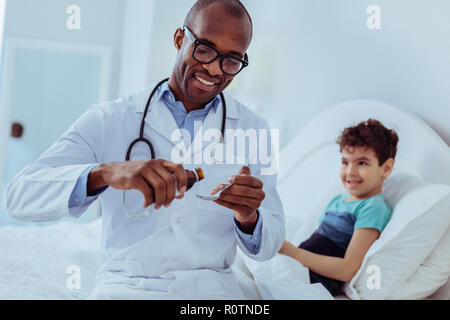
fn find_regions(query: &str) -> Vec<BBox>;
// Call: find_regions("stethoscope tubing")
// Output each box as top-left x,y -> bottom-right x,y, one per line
125,78 -> 226,162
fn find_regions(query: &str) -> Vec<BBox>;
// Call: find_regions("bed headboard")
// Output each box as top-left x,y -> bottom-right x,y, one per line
278,99 -> 450,185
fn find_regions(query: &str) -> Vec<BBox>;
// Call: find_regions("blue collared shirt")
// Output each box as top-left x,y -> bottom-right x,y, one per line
69,83 -> 263,254
157,81 -> 220,146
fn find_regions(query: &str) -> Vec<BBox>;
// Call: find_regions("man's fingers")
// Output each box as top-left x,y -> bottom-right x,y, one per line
221,184 -> 265,200
141,167 -> 166,209
213,198 -> 250,215
174,193 -> 184,200
161,160 -> 187,196
134,178 -> 154,208
211,183 -> 228,195
218,193 -> 261,209
153,164 -> 178,207
238,166 -> 251,176
228,175 -> 263,189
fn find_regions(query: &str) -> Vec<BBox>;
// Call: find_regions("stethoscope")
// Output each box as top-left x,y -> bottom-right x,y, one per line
125,77 -> 227,161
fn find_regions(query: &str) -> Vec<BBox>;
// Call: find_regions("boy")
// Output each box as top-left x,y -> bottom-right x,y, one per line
279,119 -> 399,295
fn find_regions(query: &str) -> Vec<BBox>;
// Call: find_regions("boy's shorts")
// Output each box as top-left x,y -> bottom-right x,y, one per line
299,232 -> 346,296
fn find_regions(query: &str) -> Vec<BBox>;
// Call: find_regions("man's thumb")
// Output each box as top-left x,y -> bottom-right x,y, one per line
239,166 -> 251,176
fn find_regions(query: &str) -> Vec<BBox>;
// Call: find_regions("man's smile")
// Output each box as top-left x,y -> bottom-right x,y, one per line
194,73 -> 218,86
191,72 -> 221,92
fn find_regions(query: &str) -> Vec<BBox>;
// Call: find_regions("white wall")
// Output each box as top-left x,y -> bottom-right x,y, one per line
0,0 -> 6,184
2,0 -> 448,183
0,0 -> 126,156
241,0 -> 450,148
0,0 -> 126,221
123,0 -> 450,149
118,0 -> 195,97
0,0 -> 5,51
3,0 -> 125,98
118,0 -> 155,96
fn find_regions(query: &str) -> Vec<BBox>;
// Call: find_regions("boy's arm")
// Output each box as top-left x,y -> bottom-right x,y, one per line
279,228 -> 380,282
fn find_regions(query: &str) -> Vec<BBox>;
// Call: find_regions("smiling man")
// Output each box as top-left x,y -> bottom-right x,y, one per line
169,0 -> 252,112
7,0 -> 285,299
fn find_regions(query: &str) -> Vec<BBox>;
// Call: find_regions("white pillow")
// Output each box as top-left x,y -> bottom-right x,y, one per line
278,144 -> 341,242
386,227 -> 450,300
345,173 -> 450,300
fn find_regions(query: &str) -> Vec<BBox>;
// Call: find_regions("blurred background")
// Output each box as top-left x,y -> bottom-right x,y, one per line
0,0 -> 449,224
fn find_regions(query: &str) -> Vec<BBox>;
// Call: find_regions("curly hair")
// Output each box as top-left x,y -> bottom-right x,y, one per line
336,119 -> 399,166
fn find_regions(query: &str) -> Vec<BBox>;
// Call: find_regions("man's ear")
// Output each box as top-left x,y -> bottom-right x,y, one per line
174,28 -> 184,51
382,158 -> 395,179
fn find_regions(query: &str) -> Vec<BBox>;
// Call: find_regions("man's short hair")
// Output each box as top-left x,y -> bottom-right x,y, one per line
184,0 -> 252,28
336,119 -> 399,166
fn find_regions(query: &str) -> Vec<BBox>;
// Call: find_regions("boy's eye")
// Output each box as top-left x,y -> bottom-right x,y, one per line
359,161 -> 367,166
342,161 -> 348,165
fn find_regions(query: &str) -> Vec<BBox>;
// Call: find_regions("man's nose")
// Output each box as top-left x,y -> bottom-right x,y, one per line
202,58 -> 222,76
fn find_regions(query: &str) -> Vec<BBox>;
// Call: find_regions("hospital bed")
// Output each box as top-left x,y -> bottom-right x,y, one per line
0,99 -> 448,300
238,99 -> 450,300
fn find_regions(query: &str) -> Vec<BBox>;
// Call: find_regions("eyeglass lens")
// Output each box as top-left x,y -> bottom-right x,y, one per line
194,44 -> 245,75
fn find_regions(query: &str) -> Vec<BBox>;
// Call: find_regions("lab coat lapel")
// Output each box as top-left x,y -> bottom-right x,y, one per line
134,85 -> 240,162
143,98 -> 180,150
187,94 -> 240,162
187,103 -> 224,161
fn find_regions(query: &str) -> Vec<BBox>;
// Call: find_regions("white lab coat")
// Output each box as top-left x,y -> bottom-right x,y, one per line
7,84 -> 285,299
0,137 -> 36,225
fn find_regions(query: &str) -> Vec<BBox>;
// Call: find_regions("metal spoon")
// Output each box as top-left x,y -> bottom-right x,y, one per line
196,184 -> 232,201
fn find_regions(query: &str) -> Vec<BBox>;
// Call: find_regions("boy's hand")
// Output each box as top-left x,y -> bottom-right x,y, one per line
279,240 -> 297,256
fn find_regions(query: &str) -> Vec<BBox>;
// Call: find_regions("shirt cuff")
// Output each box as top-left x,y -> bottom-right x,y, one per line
69,164 -> 108,208
234,210 -> 263,255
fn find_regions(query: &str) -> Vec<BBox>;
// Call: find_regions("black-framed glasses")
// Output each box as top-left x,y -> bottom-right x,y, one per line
182,26 -> 249,76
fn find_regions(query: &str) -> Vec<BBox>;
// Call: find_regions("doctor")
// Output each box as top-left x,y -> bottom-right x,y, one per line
7,0 -> 285,299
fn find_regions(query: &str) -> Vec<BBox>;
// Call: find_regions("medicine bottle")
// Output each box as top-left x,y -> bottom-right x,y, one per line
185,168 -> 205,191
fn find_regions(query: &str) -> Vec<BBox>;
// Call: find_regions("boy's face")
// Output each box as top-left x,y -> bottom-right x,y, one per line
340,146 -> 394,200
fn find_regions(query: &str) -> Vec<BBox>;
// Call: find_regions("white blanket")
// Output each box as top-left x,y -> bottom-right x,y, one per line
238,252 -> 334,300
0,219 -> 102,299
0,218 -> 333,300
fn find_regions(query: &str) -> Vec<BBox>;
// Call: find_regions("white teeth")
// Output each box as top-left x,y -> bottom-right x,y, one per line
195,74 -> 215,86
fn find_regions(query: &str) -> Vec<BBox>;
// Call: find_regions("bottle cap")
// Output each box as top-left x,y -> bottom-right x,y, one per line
194,168 -> 204,181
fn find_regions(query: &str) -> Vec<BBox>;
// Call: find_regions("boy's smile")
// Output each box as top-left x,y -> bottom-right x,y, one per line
340,146 -> 393,201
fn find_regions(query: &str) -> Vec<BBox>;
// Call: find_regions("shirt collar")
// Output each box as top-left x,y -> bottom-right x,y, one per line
134,81 -> 241,119
157,81 -> 221,115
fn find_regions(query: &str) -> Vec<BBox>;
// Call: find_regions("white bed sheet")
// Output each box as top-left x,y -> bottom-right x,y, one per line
236,252 -> 333,300
0,219 -> 102,299
0,217 -> 333,300
1,216 -> 445,300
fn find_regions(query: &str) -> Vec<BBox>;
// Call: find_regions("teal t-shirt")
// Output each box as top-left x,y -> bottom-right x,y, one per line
316,193 -> 392,250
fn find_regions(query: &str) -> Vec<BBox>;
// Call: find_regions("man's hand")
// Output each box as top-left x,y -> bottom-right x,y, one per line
212,166 -> 265,233
88,159 -> 187,210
